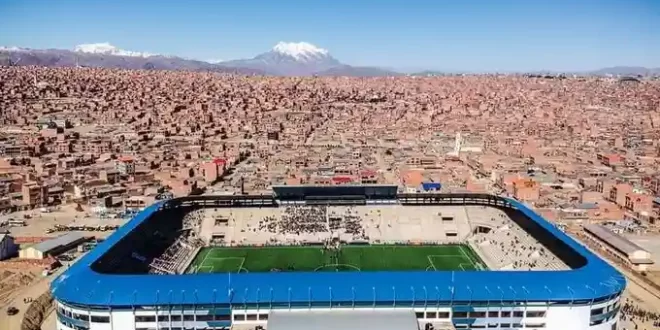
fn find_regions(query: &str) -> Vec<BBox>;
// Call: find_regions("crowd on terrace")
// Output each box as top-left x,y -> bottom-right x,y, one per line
333,207 -> 367,238
280,205 -> 327,233
468,207 -> 568,270
256,205 -> 368,240
621,299 -> 660,328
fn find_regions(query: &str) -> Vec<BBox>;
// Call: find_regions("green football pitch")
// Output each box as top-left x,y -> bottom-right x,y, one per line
187,244 -> 485,273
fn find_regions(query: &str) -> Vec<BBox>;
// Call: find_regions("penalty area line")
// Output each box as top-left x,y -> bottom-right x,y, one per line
427,255 -> 438,271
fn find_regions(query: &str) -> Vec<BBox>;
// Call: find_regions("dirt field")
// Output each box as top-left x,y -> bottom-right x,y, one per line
0,268 -> 39,306
0,262 -> 69,330
40,308 -> 57,330
0,270 -> 49,330
0,204 -> 127,239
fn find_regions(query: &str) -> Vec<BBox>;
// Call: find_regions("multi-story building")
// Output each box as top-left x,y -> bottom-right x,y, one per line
116,157 -> 136,176
22,182 -> 48,206
512,178 -> 540,202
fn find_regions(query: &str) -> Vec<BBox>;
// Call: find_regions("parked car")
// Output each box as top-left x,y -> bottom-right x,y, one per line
6,306 -> 18,316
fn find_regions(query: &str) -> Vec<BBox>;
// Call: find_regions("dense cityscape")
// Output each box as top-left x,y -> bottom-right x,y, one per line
1,67 -> 660,205
0,65 -> 659,330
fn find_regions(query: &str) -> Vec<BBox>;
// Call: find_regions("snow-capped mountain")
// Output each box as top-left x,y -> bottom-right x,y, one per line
0,46 -> 26,52
220,41 -> 343,76
74,42 -> 153,58
219,41 -> 400,76
271,41 -> 329,62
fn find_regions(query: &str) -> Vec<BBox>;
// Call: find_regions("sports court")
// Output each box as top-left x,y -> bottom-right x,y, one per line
187,244 -> 485,273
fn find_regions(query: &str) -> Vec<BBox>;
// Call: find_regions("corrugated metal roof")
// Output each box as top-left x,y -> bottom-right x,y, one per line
51,196 -> 626,307
268,309 -> 418,330
584,224 -> 648,256
31,232 -> 85,253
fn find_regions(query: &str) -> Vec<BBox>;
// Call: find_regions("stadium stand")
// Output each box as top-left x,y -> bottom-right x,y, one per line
90,207 -> 186,274
465,206 -> 568,270
199,203 -> 567,271
149,209 -> 205,274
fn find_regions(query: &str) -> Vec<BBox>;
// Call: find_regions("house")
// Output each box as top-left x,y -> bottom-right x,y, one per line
584,224 -> 653,271
19,232 -> 87,260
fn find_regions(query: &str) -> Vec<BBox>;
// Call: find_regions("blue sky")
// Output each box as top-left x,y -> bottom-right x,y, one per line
0,0 -> 658,72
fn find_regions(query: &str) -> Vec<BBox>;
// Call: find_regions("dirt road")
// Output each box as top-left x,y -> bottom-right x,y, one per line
0,267 -> 66,330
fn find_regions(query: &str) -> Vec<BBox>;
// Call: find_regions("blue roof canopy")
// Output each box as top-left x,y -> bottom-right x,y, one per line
51,195 -> 625,307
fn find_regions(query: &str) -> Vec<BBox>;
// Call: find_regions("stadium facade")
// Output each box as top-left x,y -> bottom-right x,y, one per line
51,187 -> 625,330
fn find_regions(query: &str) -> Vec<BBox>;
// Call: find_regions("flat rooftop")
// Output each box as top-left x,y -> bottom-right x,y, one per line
584,224 -> 649,255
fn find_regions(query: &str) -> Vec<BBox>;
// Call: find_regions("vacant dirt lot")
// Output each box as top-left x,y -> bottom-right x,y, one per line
0,268 -> 39,306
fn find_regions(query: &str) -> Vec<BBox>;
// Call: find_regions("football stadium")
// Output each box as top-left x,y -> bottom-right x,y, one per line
51,186 -> 626,330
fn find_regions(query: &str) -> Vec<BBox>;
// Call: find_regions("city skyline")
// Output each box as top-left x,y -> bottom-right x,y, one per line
0,0 -> 659,72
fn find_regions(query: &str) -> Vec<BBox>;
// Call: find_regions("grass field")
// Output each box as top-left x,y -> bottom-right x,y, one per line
187,244 -> 485,273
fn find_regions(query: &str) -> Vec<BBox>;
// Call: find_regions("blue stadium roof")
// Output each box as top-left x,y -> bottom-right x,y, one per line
51,196 -> 625,307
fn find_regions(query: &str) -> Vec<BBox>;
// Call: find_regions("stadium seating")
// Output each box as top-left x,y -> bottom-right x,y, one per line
199,204 -> 569,271
149,209 -> 205,274
149,235 -> 204,274
94,202 -> 570,274
466,206 -> 569,271
91,207 -> 186,274
91,207 -> 212,275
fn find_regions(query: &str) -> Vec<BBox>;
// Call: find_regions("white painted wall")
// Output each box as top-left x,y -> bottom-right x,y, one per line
56,297 -> 621,330
546,305 -> 592,330
109,310 -> 135,330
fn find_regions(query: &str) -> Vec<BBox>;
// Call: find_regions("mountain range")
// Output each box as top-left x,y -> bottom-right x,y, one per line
0,42 -> 657,77
0,44 -> 265,75
0,42 -> 398,77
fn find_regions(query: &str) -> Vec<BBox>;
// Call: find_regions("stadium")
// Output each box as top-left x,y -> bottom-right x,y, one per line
51,185 -> 625,330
